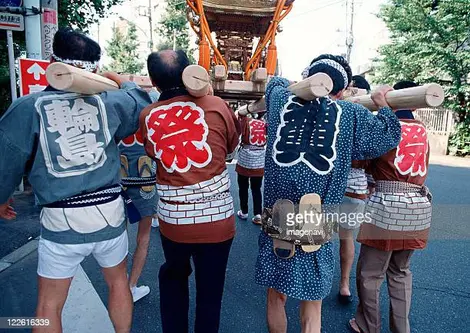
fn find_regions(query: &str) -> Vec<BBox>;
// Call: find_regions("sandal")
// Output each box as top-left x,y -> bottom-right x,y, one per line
299,193 -> 322,253
120,155 -> 129,191
348,318 -> 361,333
252,214 -> 262,225
138,156 -> 156,193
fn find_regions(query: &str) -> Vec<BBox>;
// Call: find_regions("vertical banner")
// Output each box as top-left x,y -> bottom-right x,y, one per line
41,0 -> 58,60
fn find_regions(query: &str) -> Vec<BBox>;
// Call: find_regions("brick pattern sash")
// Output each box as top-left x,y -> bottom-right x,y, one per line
156,170 -> 234,225
238,145 -> 266,170
345,168 -> 368,195
366,180 -> 432,232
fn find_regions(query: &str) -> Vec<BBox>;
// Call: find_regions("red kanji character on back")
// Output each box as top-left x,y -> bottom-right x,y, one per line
120,128 -> 144,147
146,102 -> 212,173
394,122 -> 428,177
249,119 -> 267,146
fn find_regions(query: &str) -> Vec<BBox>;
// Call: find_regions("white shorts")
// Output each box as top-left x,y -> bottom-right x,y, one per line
37,231 -> 129,279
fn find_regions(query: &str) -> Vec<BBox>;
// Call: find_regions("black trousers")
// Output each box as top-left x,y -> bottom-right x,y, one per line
237,174 -> 263,216
159,235 -> 233,333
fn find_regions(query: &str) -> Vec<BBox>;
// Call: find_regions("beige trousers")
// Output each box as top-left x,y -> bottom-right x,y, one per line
355,245 -> 414,333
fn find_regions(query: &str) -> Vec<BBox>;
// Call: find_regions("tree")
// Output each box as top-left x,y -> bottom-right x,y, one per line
103,23 -> 144,74
373,0 -> 470,155
58,0 -> 123,33
157,0 -> 193,57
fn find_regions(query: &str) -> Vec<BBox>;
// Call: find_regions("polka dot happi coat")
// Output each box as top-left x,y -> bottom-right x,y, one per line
255,77 -> 402,301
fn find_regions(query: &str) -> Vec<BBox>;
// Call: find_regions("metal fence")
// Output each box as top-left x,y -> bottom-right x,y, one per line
414,108 -> 455,134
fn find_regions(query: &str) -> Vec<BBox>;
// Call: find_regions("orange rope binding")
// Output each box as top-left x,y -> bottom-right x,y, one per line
244,0 -> 293,80
187,0 -> 228,71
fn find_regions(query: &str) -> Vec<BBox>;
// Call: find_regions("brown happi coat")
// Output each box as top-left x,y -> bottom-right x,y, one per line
235,115 -> 267,177
358,119 -> 431,251
140,95 -> 240,243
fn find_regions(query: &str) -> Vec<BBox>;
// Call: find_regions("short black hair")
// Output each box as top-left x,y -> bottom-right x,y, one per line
393,80 -> 418,120
393,80 -> 419,90
352,75 -> 371,92
53,27 -> 101,62
308,54 -> 353,95
147,50 -> 190,91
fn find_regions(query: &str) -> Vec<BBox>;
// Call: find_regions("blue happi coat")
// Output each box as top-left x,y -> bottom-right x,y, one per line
255,77 -> 402,301
0,82 -> 152,243
264,77 -> 402,207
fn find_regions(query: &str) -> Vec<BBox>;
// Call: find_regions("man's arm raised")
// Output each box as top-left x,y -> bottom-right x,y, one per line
351,86 -> 402,160
100,72 -> 153,142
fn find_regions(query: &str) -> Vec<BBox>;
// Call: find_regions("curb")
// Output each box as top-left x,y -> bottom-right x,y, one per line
0,236 -> 40,274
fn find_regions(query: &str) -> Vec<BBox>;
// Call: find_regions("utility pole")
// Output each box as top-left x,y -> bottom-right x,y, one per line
148,0 -> 155,51
24,0 -> 42,59
345,0 -> 355,63
7,30 -> 17,102
138,0 -> 155,51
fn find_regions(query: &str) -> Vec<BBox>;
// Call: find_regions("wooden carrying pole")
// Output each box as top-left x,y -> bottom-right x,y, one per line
47,63 -> 213,99
238,73 -> 334,116
345,83 -> 445,111
342,87 -> 368,99
288,73 -> 333,101
238,97 -> 266,116
120,75 -> 152,90
46,62 -> 119,94
182,64 -> 210,97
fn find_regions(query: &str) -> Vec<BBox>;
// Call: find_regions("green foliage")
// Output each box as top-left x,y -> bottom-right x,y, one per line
103,23 -> 144,74
373,0 -> 470,154
449,120 -> 470,155
157,0 -> 194,59
58,0 -> 123,33
0,32 -> 23,114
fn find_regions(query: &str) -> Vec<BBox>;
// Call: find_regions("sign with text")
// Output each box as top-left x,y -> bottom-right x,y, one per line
0,0 -> 22,7
0,12 -> 24,31
19,58 -> 50,96
41,0 -> 58,59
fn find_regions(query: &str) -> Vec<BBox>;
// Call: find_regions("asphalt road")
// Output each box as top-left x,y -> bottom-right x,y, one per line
1,162 -> 469,332
0,192 -> 40,259
78,163 -> 470,333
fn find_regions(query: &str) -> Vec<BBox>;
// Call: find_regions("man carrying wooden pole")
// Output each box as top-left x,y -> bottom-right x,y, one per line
256,54 -> 403,333
350,80 -> 433,333
139,50 -> 241,333
0,28 -> 152,333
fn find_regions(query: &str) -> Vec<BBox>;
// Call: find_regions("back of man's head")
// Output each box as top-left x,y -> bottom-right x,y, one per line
147,50 -> 190,91
393,80 -> 418,90
304,54 -> 353,95
351,75 -> 371,93
53,28 -> 101,63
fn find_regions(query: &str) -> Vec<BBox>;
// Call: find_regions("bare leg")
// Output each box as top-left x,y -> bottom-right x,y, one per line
339,227 -> 355,296
267,288 -> 288,333
300,300 -> 322,333
129,216 -> 153,288
102,258 -> 133,333
34,276 -> 72,333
